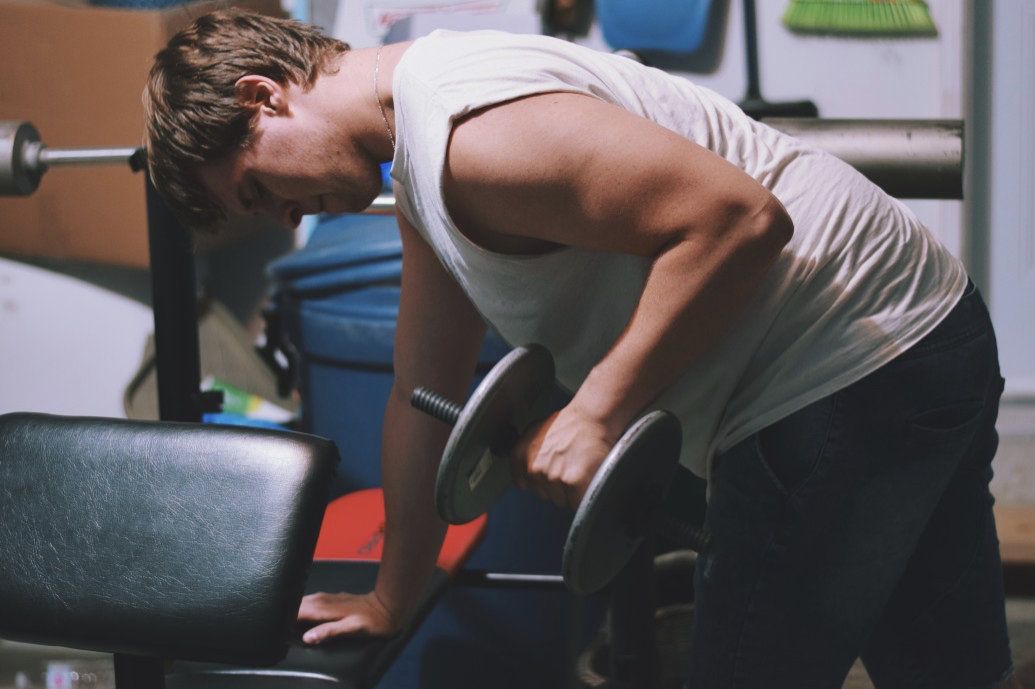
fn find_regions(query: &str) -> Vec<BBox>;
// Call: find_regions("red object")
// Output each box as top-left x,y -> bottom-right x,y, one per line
313,488 -> 487,576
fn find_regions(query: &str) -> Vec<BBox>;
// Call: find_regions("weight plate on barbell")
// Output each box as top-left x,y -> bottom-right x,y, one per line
562,410 -> 682,595
0,121 -> 42,196
435,344 -> 556,524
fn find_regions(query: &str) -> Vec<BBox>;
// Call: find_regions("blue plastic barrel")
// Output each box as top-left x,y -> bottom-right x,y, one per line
269,214 -> 595,689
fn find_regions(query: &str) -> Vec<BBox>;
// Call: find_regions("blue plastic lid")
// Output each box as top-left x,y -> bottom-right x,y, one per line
305,285 -> 402,322
597,0 -> 714,54
268,214 -> 402,289
288,285 -> 510,366
271,212 -> 510,367
288,286 -> 400,365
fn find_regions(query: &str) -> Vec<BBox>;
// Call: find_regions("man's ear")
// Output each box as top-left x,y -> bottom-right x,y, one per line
233,75 -> 287,116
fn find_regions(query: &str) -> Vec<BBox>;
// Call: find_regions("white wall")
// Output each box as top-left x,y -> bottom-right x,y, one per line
0,257 -> 153,417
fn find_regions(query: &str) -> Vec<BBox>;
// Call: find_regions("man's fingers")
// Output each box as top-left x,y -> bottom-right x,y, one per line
301,615 -> 367,645
509,420 -> 546,491
510,414 -> 559,490
297,593 -> 348,621
527,470 -> 567,508
297,604 -> 335,622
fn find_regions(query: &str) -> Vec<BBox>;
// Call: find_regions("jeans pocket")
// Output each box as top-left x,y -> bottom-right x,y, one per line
753,395 -> 838,496
906,397 -> 986,446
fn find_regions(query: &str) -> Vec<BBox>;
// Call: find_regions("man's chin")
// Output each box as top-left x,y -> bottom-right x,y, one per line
319,195 -> 361,215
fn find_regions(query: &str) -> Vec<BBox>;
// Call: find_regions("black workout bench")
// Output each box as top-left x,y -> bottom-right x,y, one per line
0,412 -> 487,689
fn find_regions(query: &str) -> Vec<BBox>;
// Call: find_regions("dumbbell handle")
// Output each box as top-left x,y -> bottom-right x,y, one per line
411,388 -> 463,426
412,386 -> 709,552
412,387 -> 524,457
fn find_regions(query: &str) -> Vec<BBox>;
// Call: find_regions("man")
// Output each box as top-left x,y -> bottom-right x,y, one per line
145,10 -> 1018,688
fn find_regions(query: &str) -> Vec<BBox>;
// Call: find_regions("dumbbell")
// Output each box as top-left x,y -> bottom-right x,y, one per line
0,120 -> 142,196
411,344 -> 708,595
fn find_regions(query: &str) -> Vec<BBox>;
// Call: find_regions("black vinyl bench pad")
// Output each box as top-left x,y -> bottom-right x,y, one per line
0,413 -> 337,667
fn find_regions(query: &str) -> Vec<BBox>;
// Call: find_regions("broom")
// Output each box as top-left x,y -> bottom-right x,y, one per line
782,0 -> 938,37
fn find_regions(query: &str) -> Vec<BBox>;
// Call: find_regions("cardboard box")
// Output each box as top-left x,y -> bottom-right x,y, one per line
0,0 -> 284,267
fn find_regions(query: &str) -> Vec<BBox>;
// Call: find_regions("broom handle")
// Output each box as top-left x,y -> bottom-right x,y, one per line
743,0 -> 762,100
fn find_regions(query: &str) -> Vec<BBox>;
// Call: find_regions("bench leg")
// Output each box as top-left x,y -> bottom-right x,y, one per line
114,653 -> 165,689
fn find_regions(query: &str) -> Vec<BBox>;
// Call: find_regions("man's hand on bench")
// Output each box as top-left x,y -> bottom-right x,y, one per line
297,590 -> 399,644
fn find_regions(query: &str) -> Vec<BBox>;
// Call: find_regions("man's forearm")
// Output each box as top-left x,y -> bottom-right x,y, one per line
573,202 -> 793,439
374,385 -> 452,625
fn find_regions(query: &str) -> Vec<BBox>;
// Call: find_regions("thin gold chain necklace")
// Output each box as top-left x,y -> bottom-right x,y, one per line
374,45 -> 396,152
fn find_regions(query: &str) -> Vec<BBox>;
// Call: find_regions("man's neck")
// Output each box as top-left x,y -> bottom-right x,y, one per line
317,43 -> 410,164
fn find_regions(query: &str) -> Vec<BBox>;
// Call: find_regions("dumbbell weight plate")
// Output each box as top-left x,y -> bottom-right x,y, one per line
562,410 -> 682,595
436,344 -> 556,524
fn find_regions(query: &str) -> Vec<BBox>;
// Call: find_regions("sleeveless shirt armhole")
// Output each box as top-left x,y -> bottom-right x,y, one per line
391,183 -> 422,238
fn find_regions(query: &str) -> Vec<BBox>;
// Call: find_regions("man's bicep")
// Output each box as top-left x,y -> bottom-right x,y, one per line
394,210 -> 486,399
444,92 -> 777,257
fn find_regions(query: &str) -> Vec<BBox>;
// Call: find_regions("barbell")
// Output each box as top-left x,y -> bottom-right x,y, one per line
2,118 -> 964,200
0,121 -> 142,196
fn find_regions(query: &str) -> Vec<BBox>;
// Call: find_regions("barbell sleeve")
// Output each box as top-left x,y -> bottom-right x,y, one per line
39,147 -> 141,167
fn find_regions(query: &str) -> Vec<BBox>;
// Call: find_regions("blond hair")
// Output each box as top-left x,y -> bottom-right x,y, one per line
143,9 -> 348,230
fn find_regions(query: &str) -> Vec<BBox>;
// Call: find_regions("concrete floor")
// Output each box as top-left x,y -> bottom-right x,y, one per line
841,597 -> 1035,689
1005,597 -> 1035,686
2,597 -> 1034,689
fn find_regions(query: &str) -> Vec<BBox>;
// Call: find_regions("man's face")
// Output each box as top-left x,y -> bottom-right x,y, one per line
199,79 -> 384,229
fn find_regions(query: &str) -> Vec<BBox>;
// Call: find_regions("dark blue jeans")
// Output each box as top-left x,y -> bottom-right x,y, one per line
687,282 -> 1014,689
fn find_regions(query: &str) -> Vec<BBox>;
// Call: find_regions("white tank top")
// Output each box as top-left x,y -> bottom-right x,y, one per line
389,30 -> 967,479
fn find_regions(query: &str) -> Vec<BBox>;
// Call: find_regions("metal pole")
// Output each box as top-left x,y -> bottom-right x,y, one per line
145,174 -> 205,423
742,0 -> 762,101
763,118 -> 964,200
452,570 -> 567,589
963,0 -> 992,296
39,147 -> 141,166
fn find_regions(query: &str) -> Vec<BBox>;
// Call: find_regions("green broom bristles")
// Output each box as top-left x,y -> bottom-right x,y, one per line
783,0 -> 938,37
